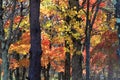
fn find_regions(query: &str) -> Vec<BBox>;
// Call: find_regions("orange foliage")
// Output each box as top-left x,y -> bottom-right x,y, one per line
4,20 -> 10,28
9,58 -> 29,70
92,31 -> 118,54
79,0 -> 106,7
17,0 -> 27,2
9,58 -> 19,70
9,31 -> 65,72
41,33 -> 65,72
4,16 -> 23,28
19,58 -> 29,68
14,16 -> 22,24
52,0 -> 68,8
9,31 -> 30,54
90,30 -> 119,71
91,52 -> 106,65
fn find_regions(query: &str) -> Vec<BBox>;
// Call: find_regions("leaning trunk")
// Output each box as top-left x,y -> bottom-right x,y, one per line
28,0 -> 42,80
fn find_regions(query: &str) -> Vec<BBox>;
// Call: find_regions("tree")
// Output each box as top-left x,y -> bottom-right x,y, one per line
91,30 -> 118,80
0,0 -> 3,79
40,0 -> 111,80
28,0 -> 42,80
0,0 -> 25,79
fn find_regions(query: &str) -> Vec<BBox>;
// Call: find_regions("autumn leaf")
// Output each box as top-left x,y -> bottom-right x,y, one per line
19,58 -> 29,68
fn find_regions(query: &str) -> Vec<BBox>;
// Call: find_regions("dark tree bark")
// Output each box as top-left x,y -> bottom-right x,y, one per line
46,63 -> 50,80
28,0 -> 42,80
72,54 -> 83,80
58,72 -> 65,80
72,39 -> 83,80
9,70 -> 13,80
65,40 -> 70,80
68,0 -> 83,80
85,1 -> 102,80
15,54 -> 20,80
85,0 -> 90,80
22,67 -> 26,80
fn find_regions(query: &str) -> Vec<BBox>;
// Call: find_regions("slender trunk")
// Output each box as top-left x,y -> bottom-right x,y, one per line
0,0 -> 4,40
65,40 -> 70,80
85,0 -> 101,80
15,54 -> 20,80
15,68 -> 19,80
2,43 -> 9,80
9,70 -> 13,80
85,0 -> 90,80
22,55 -> 27,80
22,67 -> 26,80
46,63 -> 50,80
85,31 -> 90,80
58,72 -> 61,80
58,72 -> 65,80
43,63 -> 50,80
28,0 -> 42,80
43,67 -> 46,80
0,0 -> 13,80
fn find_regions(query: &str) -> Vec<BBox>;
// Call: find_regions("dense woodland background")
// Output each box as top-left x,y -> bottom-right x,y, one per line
0,0 -> 120,80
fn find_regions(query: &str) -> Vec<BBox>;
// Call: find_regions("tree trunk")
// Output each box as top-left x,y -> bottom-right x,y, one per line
58,72 -> 61,80
0,1 -> 4,80
28,0 -> 42,80
42,63 -> 50,80
65,41 -> 70,80
72,53 -> 83,80
58,72 -> 65,80
85,0 -> 90,80
67,0 -> 83,80
15,54 -> 20,80
22,67 -> 26,80
2,44 -> 9,80
0,0 -> 3,39
72,39 -> 83,80
46,63 -> 50,80
43,67 -> 46,80
65,52 -> 70,80
9,70 -> 13,80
